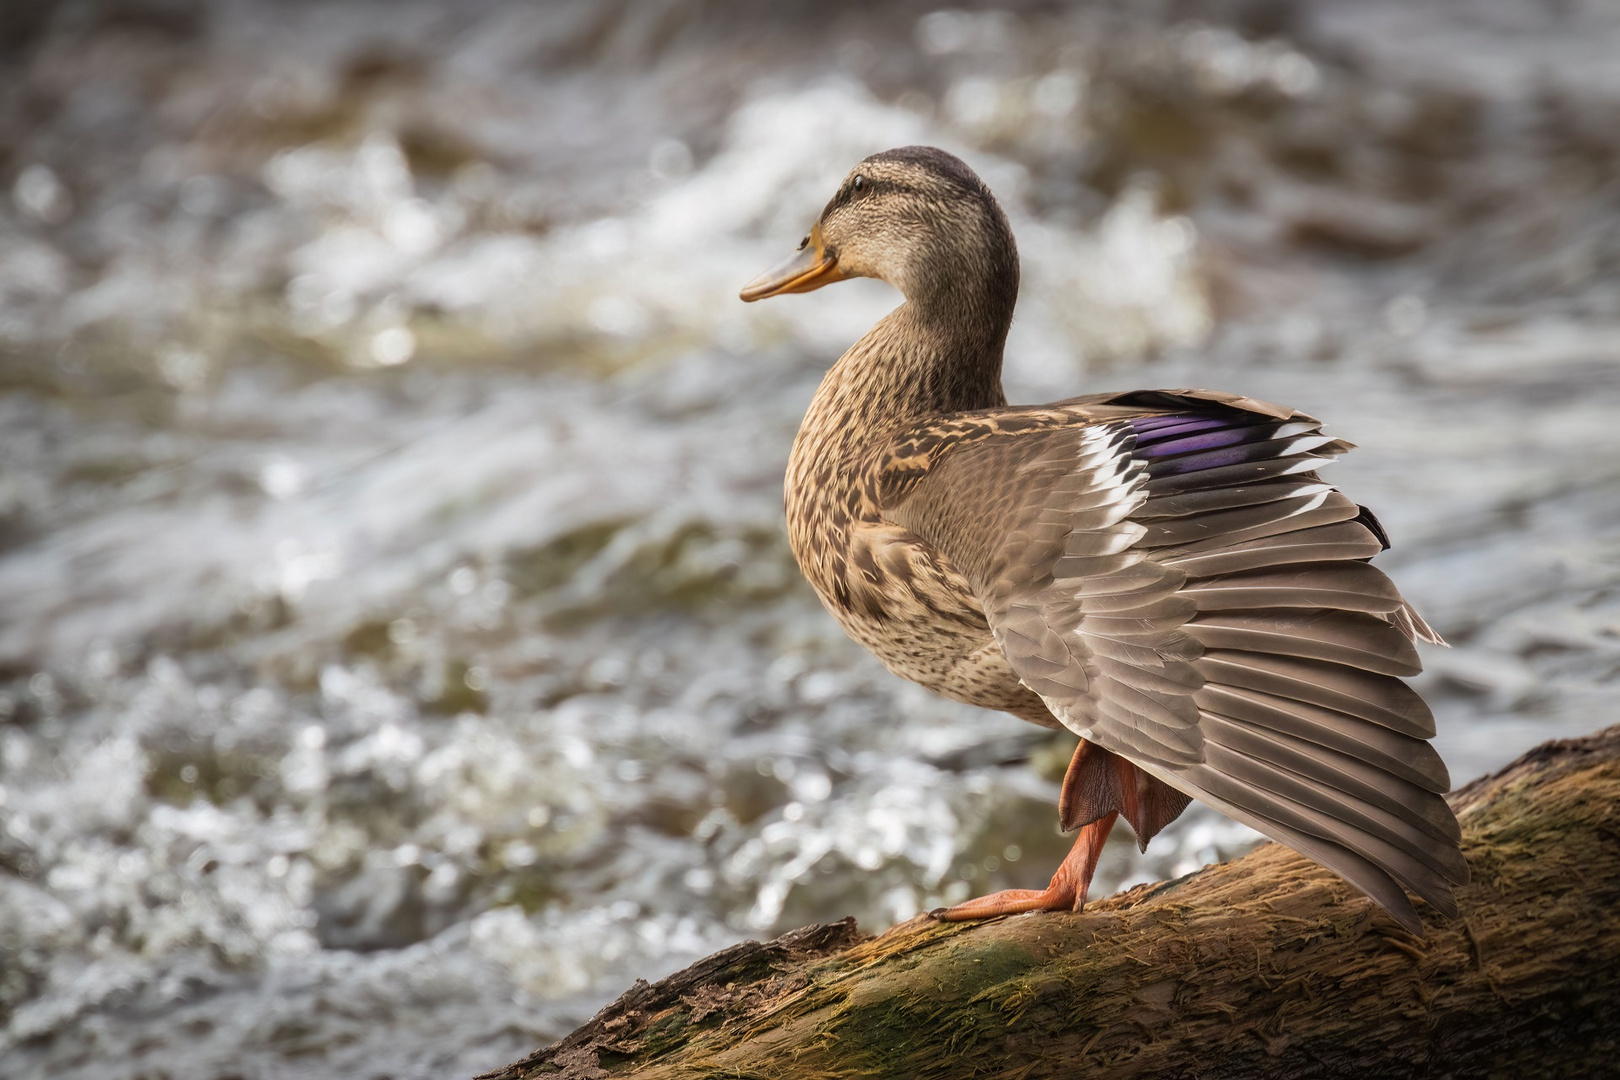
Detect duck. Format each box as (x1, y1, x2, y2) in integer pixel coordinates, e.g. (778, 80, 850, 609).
(739, 146, 1466, 934)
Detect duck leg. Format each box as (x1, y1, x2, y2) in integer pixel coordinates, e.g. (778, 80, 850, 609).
(937, 809, 1119, 920)
(936, 738, 1188, 921)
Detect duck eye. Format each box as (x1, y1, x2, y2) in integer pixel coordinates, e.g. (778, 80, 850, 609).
(852, 174, 866, 193)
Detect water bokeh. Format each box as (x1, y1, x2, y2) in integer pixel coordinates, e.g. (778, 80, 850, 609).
(2, 1, 1618, 1076)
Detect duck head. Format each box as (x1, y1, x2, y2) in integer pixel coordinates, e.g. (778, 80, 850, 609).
(739, 146, 1019, 317)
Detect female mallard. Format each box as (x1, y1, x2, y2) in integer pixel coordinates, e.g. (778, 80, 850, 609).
(740, 146, 1465, 933)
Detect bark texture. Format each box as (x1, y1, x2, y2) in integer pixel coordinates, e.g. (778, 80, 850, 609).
(481, 726, 1620, 1080)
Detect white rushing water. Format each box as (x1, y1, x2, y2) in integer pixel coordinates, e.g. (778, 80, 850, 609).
(1, 2, 1617, 1076)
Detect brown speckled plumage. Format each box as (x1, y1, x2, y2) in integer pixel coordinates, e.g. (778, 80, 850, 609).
(744, 146, 1465, 933)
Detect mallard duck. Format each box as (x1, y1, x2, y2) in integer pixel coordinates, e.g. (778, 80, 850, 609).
(740, 146, 1465, 934)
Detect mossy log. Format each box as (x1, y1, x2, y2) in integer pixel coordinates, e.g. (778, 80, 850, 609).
(482, 727, 1620, 1080)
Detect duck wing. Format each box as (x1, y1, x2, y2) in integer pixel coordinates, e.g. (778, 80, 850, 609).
(877, 389, 1465, 933)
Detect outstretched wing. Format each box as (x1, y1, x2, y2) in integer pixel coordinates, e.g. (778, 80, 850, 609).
(879, 389, 1465, 932)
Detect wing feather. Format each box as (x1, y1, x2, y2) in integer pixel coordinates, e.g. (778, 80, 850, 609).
(1195, 683, 1450, 791)
(1198, 714, 1459, 842)
(1187, 611, 1423, 676)
(1163, 521, 1384, 575)
(1199, 651, 1435, 736)
(1182, 562, 1403, 614)
(1170, 756, 1462, 917)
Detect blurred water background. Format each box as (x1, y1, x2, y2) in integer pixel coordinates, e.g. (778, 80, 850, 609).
(1, 0, 1617, 1076)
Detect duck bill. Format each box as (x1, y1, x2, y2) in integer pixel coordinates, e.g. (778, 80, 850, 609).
(738, 226, 847, 301)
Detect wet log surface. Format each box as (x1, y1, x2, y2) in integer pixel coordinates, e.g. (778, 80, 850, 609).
(482, 726, 1620, 1080)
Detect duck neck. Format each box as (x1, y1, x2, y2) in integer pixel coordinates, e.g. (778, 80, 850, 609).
(901, 267, 1018, 414)
(805, 273, 1017, 445)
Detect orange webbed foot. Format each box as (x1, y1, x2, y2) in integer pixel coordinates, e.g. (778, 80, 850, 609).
(936, 884, 1082, 921)
(933, 810, 1119, 922)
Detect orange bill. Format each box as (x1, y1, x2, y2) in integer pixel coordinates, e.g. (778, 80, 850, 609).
(738, 224, 847, 301)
